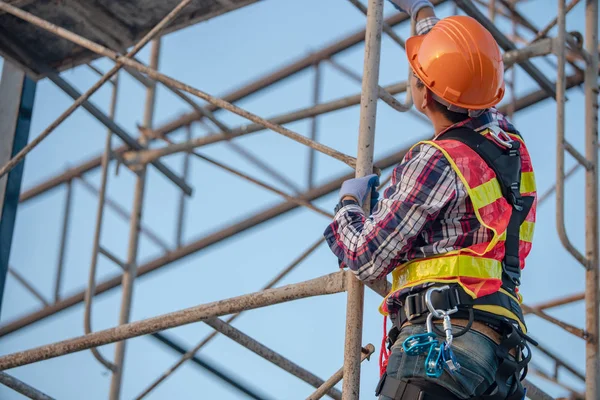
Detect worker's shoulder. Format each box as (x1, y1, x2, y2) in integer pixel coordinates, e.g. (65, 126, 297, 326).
(404, 141, 450, 164)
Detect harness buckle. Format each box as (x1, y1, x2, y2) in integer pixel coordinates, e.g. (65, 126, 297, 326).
(503, 262, 522, 286)
(403, 293, 422, 321)
(509, 183, 524, 211)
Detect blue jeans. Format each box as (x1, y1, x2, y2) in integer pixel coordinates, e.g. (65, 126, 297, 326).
(379, 324, 499, 399)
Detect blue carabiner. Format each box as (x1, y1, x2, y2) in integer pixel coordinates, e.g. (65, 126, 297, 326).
(425, 342, 444, 378)
(442, 344, 461, 374)
(402, 332, 437, 356)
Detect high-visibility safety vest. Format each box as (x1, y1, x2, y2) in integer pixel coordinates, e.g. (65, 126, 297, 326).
(380, 128, 536, 331)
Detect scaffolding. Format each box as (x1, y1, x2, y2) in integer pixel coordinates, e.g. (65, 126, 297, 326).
(0, 0, 597, 399)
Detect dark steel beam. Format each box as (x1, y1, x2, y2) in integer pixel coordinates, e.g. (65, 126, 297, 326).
(455, 0, 557, 99)
(17, 0, 450, 204)
(0, 148, 409, 337)
(150, 332, 272, 400)
(2, 65, 594, 336)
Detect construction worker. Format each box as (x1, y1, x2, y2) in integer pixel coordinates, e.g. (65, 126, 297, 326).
(324, 1, 537, 399)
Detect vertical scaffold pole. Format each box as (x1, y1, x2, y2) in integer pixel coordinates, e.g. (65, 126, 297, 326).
(341, 0, 383, 398)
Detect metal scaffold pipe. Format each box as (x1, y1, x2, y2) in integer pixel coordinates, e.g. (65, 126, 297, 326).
(0, 0, 194, 196)
(84, 73, 120, 373)
(136, 237, 326, 399)
(0, 1, 361, 172)
(307, 345, 375, 400)
(555, 0, 588, 269)
(0, 272, 346, 370)
(583, 0, 599, 398)
(0, 372, 55, 400)
(108, 37, 159, 400)
(342, 0, 384, 398)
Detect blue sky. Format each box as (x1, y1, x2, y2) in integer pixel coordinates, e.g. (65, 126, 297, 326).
(0, 0, 597, 398)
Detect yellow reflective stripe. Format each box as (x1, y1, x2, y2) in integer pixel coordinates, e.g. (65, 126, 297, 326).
(474, 305, 527, 333)
(470, 178, 503, 208)
(379, 276, 473, 316)
(498, 220, 535, 242)
(498, 287, 521, 304)
(470, 173, 535, 209)
(521, 172, 536, 194)
(423, 140, 500, 253)
(390, 255, 502, 293)
(520, 220, 535, 242)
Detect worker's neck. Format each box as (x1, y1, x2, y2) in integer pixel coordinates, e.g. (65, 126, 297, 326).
(430, 114, 456, 138)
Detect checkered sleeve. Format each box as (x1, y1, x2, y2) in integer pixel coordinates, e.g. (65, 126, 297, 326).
(416, 16, 439, 35)
(323, 143, 458, 282)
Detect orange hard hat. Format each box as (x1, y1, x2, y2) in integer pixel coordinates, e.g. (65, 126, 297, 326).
(406, 15, 505, 110)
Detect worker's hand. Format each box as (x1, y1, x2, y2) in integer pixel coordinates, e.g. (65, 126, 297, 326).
(387, 0, 433, 18)
(339, 174, 380, 208)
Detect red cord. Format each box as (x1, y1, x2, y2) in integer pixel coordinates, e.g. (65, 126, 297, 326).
(379, 315, 390, 377)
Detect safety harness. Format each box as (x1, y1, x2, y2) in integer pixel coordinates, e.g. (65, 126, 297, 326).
(376, 126, 537, 400)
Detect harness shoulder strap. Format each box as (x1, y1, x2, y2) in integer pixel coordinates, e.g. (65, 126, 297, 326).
(437, 127, 533, 295)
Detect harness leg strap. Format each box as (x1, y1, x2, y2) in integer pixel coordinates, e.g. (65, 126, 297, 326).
(376, 374, 459, 400)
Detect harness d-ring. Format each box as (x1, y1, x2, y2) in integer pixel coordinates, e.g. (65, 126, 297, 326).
(424, 286, 458, 317)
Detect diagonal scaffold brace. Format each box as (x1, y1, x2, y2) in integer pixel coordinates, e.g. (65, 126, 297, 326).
(0, 0, 194, 195)
(0, 1, 363, 173)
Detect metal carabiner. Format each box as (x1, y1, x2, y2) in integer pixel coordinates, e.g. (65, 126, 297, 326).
(442, 312, 453, 348)
(424, 286, 458, 318)
(488, 125, 515, 148)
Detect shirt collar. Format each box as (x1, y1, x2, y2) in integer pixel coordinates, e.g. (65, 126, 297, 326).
(433, 108, 519, 140)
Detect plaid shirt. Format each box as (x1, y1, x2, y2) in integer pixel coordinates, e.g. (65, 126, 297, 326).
(415, 16, 439, 35)
(323, 109, 521, 311)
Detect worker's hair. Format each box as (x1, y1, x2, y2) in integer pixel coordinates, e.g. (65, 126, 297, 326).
(414, 77, 469, 124)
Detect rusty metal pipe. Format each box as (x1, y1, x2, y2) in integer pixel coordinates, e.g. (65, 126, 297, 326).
(521, 379, 556, 400)
(535, 341, 585, 382)
(136, 237, 325, 399)
(145, 2, 447, 140)
(307, 344, 375, 400)
(108, 38, 160, 400)
(175, 125, 192, 248)
(204, 317, 343, 400)
(190, 151, 333, 218)
(0, 148, 409, 338)
(583, 0, 599, 397)
(78, 176, 171, 252)
(521, 304, 586, 339)
(84, 73, 120, 373)
(0, 0, 193, 196)
(555, 0, 588, 268)
(20, 59, 584, 205)
(125, 82, 407, 166)
(532, 0, 582, 42)
(526, 292, 585, 312)
(0, 3, 360, 171)
(0, 272, 346, 370)
(342, 0, 384, 398)
(135, 237, 325, 399)
(1, 69, 588, 337)
(53, 179, 73, 303)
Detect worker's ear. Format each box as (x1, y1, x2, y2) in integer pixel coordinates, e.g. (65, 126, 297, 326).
(422, 88, 433, 110)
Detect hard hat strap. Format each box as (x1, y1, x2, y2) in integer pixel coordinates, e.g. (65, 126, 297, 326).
(431, 92, 486, 118)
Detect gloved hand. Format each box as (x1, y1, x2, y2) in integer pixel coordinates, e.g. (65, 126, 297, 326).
(339, 174, 380, 208)
(387, 0, 433, 17)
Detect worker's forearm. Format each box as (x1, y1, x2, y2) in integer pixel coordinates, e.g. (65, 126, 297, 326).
(415, 6, 435, 22)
